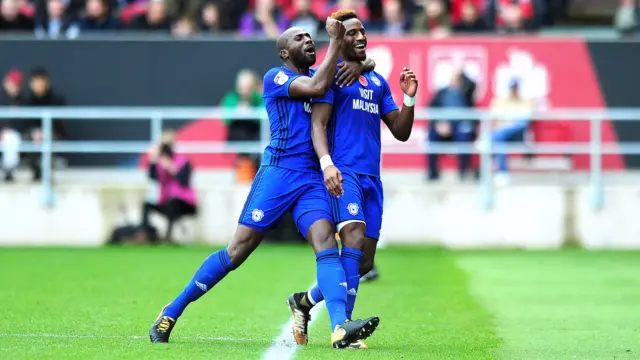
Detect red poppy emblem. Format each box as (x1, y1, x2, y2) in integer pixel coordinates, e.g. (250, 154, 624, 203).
(359, 75, 368, 86)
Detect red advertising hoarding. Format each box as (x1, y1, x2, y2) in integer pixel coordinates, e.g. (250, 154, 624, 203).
(179, 36, 623, 171)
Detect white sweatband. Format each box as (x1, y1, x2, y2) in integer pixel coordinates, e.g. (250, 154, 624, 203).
(404, 93, 416, 107)
(320, 155, 334, 171)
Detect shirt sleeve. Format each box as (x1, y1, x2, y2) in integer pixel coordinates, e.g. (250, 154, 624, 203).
(380, 77, 399, 116)
(263, 68, 300, 99)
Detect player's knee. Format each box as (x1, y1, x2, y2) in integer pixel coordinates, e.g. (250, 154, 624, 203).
(339, 222, 366, 250)
(307, 220, 338, 253)
(227, 226, 263, 266)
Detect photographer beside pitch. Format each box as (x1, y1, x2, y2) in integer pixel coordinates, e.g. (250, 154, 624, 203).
(288, 9, 418, 349)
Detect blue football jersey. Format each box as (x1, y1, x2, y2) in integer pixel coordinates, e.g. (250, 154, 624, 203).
(262, 66, 318, 172)
(312, 66, 398, 177)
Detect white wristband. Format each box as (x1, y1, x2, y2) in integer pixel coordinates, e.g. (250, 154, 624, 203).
(403, 93, 416, 107)
(319, 155, 334, 171)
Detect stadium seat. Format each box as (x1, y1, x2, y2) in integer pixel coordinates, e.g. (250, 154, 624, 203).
(120, 3, 148, 24)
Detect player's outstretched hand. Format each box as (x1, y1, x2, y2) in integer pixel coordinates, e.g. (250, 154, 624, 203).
(324, 165, 344, 197)
(399, 67, 418, 97)
(325, 17, 346, 40)
(335, 61, 362, 88)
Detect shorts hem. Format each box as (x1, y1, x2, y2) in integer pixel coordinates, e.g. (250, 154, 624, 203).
(238, 222, 269, 233)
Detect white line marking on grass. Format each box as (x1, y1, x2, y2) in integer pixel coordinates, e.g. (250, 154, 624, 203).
(262, 288, 325, 360)
(0, 333, 251, 342)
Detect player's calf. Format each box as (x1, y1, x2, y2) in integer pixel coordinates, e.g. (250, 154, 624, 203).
(149, 226, 263, 344)
(337, 222, 366, 320)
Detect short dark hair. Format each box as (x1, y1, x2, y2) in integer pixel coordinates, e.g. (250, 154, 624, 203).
(330, 9, 357, 22)
(30, 67, 49, 79)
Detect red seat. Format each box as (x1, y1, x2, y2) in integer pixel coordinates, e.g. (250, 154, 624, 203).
(120, 3, 148, 24)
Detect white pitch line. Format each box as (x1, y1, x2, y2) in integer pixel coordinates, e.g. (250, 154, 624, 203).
(262, 288, 325, 360)
(0, 333, 252, 342)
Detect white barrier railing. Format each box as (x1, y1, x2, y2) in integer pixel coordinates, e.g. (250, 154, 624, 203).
(0, 106, 636, 210)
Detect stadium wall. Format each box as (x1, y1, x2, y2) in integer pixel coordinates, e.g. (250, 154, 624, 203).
(0, 184, 638, 249)
(2, 37, 640, 169)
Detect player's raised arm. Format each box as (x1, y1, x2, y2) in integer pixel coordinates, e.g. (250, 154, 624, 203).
(312, 101, 344, 197)
(288, 18, 346, 98)
(382, 67, 419, 142)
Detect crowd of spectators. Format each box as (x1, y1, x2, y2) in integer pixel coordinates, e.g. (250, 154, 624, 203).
(0, 0, 556, 39)
(0, 67, 66, 182)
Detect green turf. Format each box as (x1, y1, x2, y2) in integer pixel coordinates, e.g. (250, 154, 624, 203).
(0, 246, 638, 360)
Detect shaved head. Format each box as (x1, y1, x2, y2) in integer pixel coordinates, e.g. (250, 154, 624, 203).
(277, 27, 305, 60)
(275, 27, 316, 68)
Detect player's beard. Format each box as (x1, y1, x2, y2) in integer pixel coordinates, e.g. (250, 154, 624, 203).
(344, 48, 366, 62)
(294, 52, 315, 69)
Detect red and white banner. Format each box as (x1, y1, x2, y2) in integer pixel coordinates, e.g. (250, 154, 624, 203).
(176, 36, 623, 171)
(326, 36, 622, 171)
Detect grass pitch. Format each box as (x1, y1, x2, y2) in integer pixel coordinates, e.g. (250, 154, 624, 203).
(0, 246, 638, 359)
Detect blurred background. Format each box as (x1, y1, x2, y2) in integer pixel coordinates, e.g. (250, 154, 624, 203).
(0, 0, 637, 249)
(3, 2, 640, 359)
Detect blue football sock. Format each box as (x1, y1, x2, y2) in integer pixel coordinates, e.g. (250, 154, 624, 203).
(163, 248, 236, 320)
(315, 248, 348, 331)
(307, 284, 324, 305)
(340, 247, 363, 319)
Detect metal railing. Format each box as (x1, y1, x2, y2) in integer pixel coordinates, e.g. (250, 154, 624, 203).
(0, 106, 637, 210)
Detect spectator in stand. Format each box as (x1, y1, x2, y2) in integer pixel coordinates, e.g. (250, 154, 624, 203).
(412, 0, 451, 37)
(427, 67, 478, 182)
(0, 69, 25, 182)
(615, 0, 639, 37)
(80, 0, 120, 31)
(0, 69, 24, 107)
(165, 0, 203, 20)
(24, 68, 67, 181)
(34, 0, 80, 38)
(171, 15, 197, 37)
(215, 0, 249, 31)
(221, 69, 263, 183)
(128, 0, 171, 32)
(453, 1, 488, 32)
(140, 131, 197, 244)
(239, 0, 288, 39)
(450, 0, 486, 23)
(0, 0, 34, 31)
(288, 0, 322, 38)
(488, 0, 539, 32)
(198, 2, 220, 33)
(328, 0, 370, 23)
(380, 0, 409, 35)
(486, 78, 534, 186)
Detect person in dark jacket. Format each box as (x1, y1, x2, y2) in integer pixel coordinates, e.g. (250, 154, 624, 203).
(140, 131, 197, 243)
(0, 69, 24, 107)
(453, 1, 489, 33)
(128, 0, 171, 31)
(80, 0, 120, 31)
(24, 67, 67, 181)
(0, 0, 34, 31)
(427, 67, 478, 181)
(0, 69, 25, 182)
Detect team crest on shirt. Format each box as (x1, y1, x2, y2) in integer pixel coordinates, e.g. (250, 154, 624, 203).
(347, 203, 360, 216)
(274, 71, 288, 85)
(251, 209, 264, 222)
(358, 75, 368, 87)
(370, 74, 381, 87)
